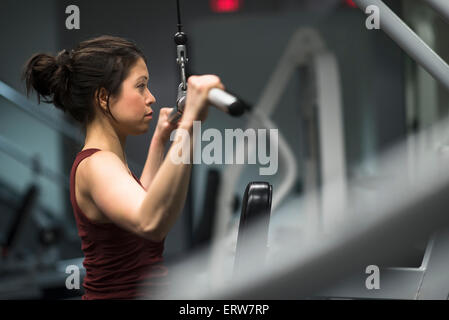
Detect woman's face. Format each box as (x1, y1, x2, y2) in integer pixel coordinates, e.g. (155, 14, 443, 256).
(108, 57, 156, 135)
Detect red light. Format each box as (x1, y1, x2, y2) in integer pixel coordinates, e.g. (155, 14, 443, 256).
(210, 0, 242, 13)
(345, 0, 357, 8)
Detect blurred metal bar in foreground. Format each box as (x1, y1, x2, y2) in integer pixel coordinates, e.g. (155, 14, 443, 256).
(352, 0, 449, 91)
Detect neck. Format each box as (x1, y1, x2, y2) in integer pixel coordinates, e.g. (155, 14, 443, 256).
(84, 116, 128, 167)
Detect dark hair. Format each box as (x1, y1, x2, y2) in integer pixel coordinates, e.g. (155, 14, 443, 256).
(22, 35, 147, 127)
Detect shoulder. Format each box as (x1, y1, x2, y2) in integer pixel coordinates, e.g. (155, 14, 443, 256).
(75, 150, 147, 236)
(77, 150, 127, 190)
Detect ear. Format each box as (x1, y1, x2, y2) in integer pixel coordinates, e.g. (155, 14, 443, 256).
(95, 87, 109, 112)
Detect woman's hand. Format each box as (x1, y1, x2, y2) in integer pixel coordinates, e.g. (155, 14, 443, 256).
(154, 107, 179, 143)
(181, 75, 225, 124)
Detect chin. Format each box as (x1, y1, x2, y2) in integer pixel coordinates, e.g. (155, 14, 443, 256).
(138, 125, 151, 135)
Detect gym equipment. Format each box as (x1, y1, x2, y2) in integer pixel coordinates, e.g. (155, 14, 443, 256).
(304, 0, 449, 300)
(168, 0, 251, 124)
(0, 117, 81, 298)
(159, 115, 449, 299)
(2, 184, 39, 258)
(159, 0, 449, 299)
(424, 0, 449, 23)
(353, 0, 449, 91)
(209, 27, 346, 285)
(233, 182, 272, 279)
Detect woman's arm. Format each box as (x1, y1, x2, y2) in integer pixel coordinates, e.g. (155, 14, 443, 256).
(137, 73, 221, 240)
(84, 75, 224, 242)
(137, 119, 194, 240)
(140, 130, 168, 190)
(140, 108, 178, 190)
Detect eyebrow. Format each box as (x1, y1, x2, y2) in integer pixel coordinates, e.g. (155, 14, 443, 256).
(136, 75, 149, 82)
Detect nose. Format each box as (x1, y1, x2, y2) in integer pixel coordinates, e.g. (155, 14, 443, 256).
(145, 89, 156, 106)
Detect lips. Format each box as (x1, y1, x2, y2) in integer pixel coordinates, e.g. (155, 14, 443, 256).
(144, 112, 153, 117)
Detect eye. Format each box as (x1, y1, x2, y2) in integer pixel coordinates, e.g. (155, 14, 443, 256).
(138, 82, 149, 91)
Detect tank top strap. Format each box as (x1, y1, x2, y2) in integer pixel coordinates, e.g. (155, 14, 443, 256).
(74, 148, 102, 166)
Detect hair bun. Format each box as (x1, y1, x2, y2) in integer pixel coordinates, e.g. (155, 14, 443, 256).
(22, 50, 74, 113)
(56, 49, 73, 70)
(51, 50, 74, 112)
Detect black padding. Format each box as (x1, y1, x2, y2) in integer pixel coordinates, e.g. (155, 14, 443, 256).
(234, 181, 272, 277)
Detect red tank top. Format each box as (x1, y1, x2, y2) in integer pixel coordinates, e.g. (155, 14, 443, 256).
(69, 148, 168, 300)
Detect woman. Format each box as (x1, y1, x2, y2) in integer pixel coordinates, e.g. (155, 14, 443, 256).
(22, 35, 224, 299)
